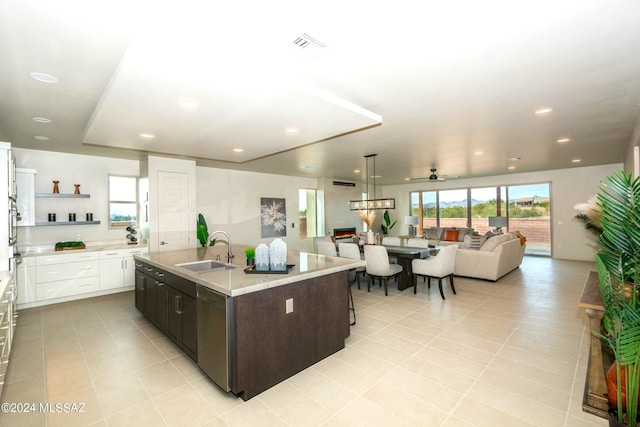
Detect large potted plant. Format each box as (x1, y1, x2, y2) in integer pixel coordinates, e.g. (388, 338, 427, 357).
(593, 171, 640, 426)
(380, 210, 397, 236)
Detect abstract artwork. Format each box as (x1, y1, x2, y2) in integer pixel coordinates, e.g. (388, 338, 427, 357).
(260, 197, 287, 237)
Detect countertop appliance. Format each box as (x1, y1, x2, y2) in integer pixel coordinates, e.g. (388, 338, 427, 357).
(196, 284, 230, 391)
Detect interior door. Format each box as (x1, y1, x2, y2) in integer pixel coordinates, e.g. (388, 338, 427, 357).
(157, 171, 190, 251)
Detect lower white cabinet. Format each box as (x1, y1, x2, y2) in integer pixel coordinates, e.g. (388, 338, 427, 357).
(17, 246, 148, 307)
(99, 247, 148, 290)
(16, 257, 35, 305)
(35, 252, 99, 301)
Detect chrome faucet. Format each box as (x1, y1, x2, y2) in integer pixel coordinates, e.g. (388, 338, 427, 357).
(206, 230, 234, 263)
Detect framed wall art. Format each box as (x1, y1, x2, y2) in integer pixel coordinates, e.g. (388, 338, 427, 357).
(260, 197, 287, 237)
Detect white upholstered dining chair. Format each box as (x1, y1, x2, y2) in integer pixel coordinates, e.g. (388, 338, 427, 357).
(338, 242, 366, 289)
(364, 245, 403, 296)
(411, 244, 458, 299)
(316, 241, 337, 257)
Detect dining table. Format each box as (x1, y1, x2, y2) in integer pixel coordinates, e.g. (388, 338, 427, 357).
(379, 245, 431, 291)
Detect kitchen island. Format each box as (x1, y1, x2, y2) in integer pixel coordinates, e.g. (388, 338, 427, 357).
(134, 245, 364, 400)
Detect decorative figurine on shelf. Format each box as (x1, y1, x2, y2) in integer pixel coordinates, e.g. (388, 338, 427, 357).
(74, 184, 80, 194)
(126, 225, 138, 244)
(52, 180, 59, 194)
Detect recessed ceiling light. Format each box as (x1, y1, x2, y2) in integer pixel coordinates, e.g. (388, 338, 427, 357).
(139, 132, 155, 140)
(474, 151, 483, 155)
(232, 148, 244, 153)
(535, 107, 552, 115)
(371, 175, 382, 179)
(572, 158, 581, 163)
(30, 72, 58, 83)
(404, 177, 410, 181)
(179, 97, 199, 110)
(508, 165, 516, 170)
(557, 138, 571, 143)
(285, 127, 299, 134)
(33, 136, 49, 141)
(506, 157, 521, 162)
(354, 169, 360, 174)
(32, 117, 52, 124)
(302, 165, 315, 169)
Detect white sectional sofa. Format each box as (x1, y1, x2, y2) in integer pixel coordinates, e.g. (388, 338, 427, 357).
(453, 236, 525, 281)
(408, 230, 526, 281)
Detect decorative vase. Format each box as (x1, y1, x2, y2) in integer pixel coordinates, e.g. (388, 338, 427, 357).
(74, 184, 80, 194)
(367, 230, 374, 244)
(255, 244, 270, 271)
(270, 238, 287, 271)
(52, 180, 59, 194)
(246, 258, 255, 267)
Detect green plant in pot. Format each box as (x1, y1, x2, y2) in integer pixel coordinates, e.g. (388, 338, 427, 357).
(593, 171, 640, 426)
(196, 213, 216, 247)
(380, 210, 397, 236)
(245, 247, 255, 267)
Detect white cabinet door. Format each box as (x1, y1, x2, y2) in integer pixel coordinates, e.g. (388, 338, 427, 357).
(16, 257, 36, 305)
(99, 257, 124, 290)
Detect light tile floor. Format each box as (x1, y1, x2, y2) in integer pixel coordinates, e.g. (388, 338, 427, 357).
(0, 256, 609, 426)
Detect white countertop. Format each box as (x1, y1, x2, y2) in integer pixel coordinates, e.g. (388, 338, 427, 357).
(135, 245, 365, 297)
(18, 242, 148, 257)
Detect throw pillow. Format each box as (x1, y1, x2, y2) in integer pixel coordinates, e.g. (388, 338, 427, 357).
(480, 233, 513, 251)
(444, 229, 459, 242)
(424, 227, 440, 240)
(513, 230, 527, 245)
(467, 234, 486, 250)
(457, 228, 473, 242)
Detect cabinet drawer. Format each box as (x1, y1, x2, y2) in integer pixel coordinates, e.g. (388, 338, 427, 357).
(36, 276, 100, 301)
(36, 251, 99, 266)
(100, 248, 147, 259)
(36, 260, 99, 283)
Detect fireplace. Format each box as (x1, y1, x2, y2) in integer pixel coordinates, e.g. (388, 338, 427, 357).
(333, 227, 357, 242)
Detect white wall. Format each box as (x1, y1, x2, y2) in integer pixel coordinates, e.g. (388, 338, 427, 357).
(14, 148, 139, 248)
(382, 163, 622, 261)
(320, 178, 364, 237)
(196, 166, 317, 252)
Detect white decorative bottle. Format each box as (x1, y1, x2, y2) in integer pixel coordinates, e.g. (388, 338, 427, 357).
(255, 244, 270, 271)
(269, 238, 287, 271)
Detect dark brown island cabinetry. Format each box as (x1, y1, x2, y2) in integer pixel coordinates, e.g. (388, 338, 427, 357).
(134, 254, 351, 400)
(135, 261, 197, 361)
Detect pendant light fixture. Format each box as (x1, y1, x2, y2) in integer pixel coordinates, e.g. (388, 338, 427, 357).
(349, 154, 396, 211)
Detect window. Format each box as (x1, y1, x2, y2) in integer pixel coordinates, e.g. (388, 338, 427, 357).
(507, 183, 551, 256)
(409, 182, 551, 256)
(109, 175, 137, 227)
(470, 187, 501, 234)
(438, 189, 468, 228)
(299, 189, 323, 238)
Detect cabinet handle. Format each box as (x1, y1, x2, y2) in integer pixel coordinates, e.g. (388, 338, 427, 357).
(155, 272, 164, 277)
(155, 281, 164, 287)
(160, 241, 168, 245)
(145, 267, 153, 272)
(135, 263, 143, 268)
(175, 295, 184, 315)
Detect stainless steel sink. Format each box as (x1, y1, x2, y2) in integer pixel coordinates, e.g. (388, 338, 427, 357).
(176, 260, 237, 273)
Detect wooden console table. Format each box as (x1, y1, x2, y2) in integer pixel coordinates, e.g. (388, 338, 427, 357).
(578, 271, 609, 419)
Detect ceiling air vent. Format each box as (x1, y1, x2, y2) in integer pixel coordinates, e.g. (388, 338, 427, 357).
(289, 33, 326, 58)
(333, 180, 356, 187)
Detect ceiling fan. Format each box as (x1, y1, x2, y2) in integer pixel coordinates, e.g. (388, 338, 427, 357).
(408, 167, 447, 182)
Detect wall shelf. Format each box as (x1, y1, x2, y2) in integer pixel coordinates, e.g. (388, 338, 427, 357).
(35, 221, 101, 226)
(35, 193, 90, 198)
